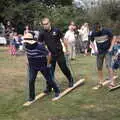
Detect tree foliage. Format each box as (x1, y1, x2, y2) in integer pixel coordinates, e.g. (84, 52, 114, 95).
(0, 0, 119, 34)
(87, 0, 120, 34)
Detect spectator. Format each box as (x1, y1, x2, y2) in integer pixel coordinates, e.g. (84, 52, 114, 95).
(64, 24, 76, 60)
(78, 23, 89, 56)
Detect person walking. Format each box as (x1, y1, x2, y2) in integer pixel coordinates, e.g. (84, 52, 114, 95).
(38, 18, 74, 93)
(23, 32, 60, 101)
(90, 22, 116, 89)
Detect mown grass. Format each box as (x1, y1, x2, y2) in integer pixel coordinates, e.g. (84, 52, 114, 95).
(0, 47, 120, 120)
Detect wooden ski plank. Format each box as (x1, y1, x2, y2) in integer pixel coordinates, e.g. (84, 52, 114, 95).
(105, 75, 118, 80)
(92, 76, 119, 89)
(109, 83, 120, 91)
(102, 81, 111, 86)
(52, 79, 85, 101)
(23, 92, 47, 106)
(103, 76, 118, 86)
(92, 80, 110, 90)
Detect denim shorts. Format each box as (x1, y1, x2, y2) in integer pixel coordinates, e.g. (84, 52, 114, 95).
(96, 52, 112, 70)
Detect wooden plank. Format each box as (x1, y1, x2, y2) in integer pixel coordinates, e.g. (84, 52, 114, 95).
(105, 76, 118, 81)
(92, 76, 119, 89)
(52, 79, 85, 101)
(103, 76, 118, 86)
(109, 83, 120, 91)
(92, 80, 110, 90)
(113, 75, 118, 79)
(23, 92, 47, 106)
(102, 81, 111, 86)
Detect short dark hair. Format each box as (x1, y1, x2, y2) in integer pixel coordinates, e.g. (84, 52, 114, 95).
(94, 22, 101, 28)
(93, 22, 103, 31)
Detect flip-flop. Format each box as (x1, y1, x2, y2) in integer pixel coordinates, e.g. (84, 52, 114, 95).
(108, 84, 116, 89)
(92, 83, 103, 90)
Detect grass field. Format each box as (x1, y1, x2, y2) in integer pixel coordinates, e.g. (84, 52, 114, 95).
(0, 46, 120, 120)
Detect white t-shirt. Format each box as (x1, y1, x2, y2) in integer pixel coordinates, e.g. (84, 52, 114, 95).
(78, 26, 89, 42)
(64, 30, 75, 43)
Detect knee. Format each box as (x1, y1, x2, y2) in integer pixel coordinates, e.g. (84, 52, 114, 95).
(106, 62, 112, 69)
(97, 67, 102, 71)
(97, 64, 103, 71)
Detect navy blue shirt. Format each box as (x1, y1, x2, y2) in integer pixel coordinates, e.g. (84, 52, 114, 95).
(25, 43, 48, 70)
(38, 27, 64, 56)
(91, 28, 113, 54)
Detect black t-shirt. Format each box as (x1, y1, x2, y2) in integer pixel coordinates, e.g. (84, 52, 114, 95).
(38, 27, 64, 56)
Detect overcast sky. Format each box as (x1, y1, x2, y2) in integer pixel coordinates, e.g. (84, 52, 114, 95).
(73, 0, 99, 8)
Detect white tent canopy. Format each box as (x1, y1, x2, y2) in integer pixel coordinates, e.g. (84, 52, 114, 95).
(0, 37, 7, 45)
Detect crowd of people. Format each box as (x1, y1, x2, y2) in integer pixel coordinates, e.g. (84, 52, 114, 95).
(0, 18, 120, 102)
(0, 20, 97, 57)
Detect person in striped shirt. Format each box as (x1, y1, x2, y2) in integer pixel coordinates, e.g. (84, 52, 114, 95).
(90, 23, 116, 89)
(23, 33, 60, 101)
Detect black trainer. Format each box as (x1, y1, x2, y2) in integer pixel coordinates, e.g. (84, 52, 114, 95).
(54, 92, 60, 98)
(68, 79, 74, 87)
(43, 88, 52, 94)
(28, 97, 35, 102)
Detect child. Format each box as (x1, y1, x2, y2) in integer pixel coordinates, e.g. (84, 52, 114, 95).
(9, 33, 16, 56)
(23, 33, 60, 101)
(112, 49, 120, 70)
(112, 36, 120, 80)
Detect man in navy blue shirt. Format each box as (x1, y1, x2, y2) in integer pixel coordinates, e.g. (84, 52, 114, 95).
(23, 33, 60, 101)
(90, 23, 116, 89)
(38, 18, 74, 92)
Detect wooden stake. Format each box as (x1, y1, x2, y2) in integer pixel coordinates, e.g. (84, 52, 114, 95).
(92, 76, 119, 89)
(52, 79, 85, 101)
(109, 83, 120, 91)
(23, 92, 46, 106)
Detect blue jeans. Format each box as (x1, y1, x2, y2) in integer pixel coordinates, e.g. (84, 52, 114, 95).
(28, 65, 60, 100)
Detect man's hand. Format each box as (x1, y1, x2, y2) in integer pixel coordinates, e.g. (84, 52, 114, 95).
(47, 64, 51, 68)
(64, 50, 70, 56)
(25, 55, 29, 65)
(108, 36, 116, 54)
(108, 47, 113, 54)
(108, 47, 112, 52)
(94, 51, 98, 56)
(26, 61, 28, 65)
(47, 52, 52, 67)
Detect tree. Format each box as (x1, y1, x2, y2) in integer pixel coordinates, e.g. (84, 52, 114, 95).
(0, 0, 16, 22)
(39, 0, 73, 6)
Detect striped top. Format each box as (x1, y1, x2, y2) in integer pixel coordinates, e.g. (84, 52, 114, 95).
(25, 42, 48, 70)
(91, 28, 113, 54)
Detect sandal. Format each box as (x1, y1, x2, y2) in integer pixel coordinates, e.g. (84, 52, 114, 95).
(92, 83, 103, 90)
(108, 84, 116, 89)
